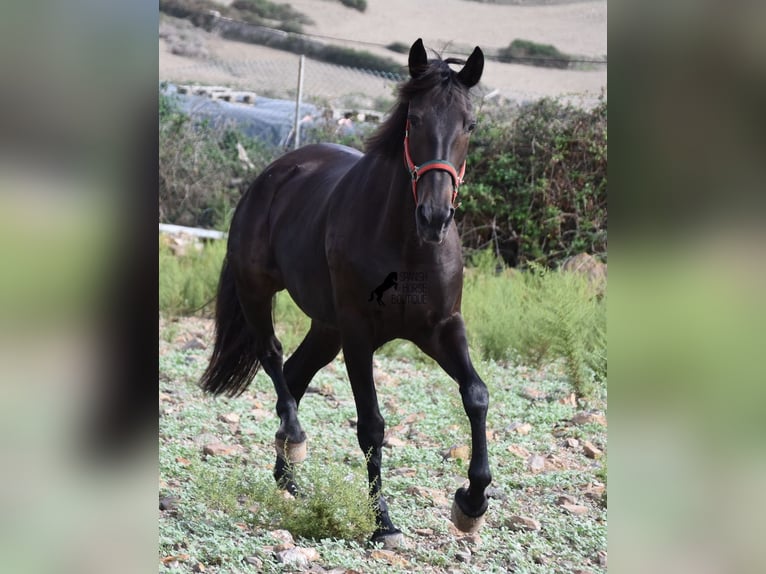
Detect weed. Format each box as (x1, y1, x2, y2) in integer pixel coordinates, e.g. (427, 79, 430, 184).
(244, 459, 377, 541)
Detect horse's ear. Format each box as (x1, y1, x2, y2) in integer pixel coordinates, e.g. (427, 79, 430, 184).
(408, 38, 428, 78)
(457, 46, 484, 88)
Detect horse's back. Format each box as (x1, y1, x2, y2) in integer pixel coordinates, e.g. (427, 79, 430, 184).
(228, 143, 362, 323)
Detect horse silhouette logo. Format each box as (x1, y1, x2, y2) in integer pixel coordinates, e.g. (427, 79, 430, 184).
(369, 272, 398, 306)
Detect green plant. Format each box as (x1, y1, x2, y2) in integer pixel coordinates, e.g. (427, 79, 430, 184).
(462, 250, 606, 398)
(497, 38, 571, 69)
(338, 0, 367, 12)
(159, 90, 278, 230)
(245, 459, 377, 541)
(459, 96, 607, 267)
(159, 238, 226, 317)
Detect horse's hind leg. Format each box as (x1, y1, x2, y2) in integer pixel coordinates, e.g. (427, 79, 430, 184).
(237, 288, 306, 494)
(416, 314, 492, 534)
(272, 321, 341, 489)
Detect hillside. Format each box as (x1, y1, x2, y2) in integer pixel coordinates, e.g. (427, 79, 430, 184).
(159, 0, 606, 106)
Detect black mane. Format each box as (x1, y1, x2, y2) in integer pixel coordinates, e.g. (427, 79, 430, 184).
(365, 57, 471, 158)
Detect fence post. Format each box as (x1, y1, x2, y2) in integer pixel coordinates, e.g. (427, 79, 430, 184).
(294, 55, 305, 150)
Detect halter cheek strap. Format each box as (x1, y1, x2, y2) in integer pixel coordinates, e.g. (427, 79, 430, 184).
(403, 120, 466, 207)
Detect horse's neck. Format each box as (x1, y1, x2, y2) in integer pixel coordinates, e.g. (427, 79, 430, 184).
(372, 152, 419, 244)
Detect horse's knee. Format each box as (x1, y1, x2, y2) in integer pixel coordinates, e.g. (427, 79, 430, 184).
(460, 379, 489, 418)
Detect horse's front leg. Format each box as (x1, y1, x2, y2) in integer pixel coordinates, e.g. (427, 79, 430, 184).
(340, 325, 403, 547)
(416, 313, 492, 533)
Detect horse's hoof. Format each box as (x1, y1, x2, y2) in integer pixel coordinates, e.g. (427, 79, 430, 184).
(275, 438, 307, 463)
(450, 488, 488, 534)
(371, 529, 405, 549)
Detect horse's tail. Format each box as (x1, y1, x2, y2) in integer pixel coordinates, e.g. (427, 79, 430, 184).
(199, 256, 260, 397)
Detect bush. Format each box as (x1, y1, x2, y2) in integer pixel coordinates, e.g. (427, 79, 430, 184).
(462, 249, 606, 398)
(459, 97, 607, 267)
(159, 90, 279, 230)
(497, 38, 571, 69)
(159, 237, 226, 317)
(339, 0, 367, 12)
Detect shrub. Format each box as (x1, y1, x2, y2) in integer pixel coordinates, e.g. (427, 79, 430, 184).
(159, 90, 279, 230)
(386, 41, 410, 54)
(231, 459, 377, 541)
(459, 97, 607, 267)
(497, 38, 571, 69)
(462, 250, 606, 398)
(159, 237, 226, 317)
(339, 0, 367, 12)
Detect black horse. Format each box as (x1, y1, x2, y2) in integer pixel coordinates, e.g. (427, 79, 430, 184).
(368, 272, 398, 306)
(200, 39, 491, 546)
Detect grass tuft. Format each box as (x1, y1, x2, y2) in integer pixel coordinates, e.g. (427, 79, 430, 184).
(462, 249, 606, 398)
(248, 460, 377, 541)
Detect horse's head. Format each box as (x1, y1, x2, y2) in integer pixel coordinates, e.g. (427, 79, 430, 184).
(405, 38, 484, 244)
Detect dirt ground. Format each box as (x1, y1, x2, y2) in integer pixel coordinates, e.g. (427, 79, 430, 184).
(159, 0, 607, 105)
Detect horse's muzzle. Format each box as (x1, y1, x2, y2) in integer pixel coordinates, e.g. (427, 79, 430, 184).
(416, 203, 455, 244)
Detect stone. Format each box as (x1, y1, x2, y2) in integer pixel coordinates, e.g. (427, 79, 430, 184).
(202, 442, 243, 457)
(159, 496, 180, 512)
(507, 515, 541, 531)
(561, 503, 589, 516)
(507, 444, 531, 458)
(582, 441, 603, 459)
(556, 494, 578, 506)
(571, 412, 607, 426)
(565, 438, 580, 448)
(528, 454, 546, 472)
(369, 549, 409, 568)
(443, 445, 471, 461)
(218, 412, 240, 424)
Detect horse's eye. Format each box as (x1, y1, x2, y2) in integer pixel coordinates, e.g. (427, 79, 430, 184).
(467, 121, 477, 133)
(407, 115, 421, 128)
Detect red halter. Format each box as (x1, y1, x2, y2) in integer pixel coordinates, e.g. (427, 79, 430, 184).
(403, 119, 466, 207)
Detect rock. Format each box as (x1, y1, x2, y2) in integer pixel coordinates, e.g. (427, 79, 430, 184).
(368, 549, 409, 568)
(485, 486, 506, 500)
(175, 456, 191, 466)
(507, 444, 531, 458)
(244, 556, 262, 568)
(159, 495, 180, 512)
(508, 422, 532, 435)
(561, 503, 589, 516)
(507, 515, 541, 531)
(443, 445, 471, 461)
(582, 441, 603, 459)
(528, 454, 546, 472)
(275, 548, 311, 568)
(218, 412, 240, 424)
(455, 550, 472, 563)
(192, 563, 206, 572)
(571, 412, 607, 426)
(269, 529, 293, 545)
(392, 467, 417, 477)
(597, 550, 607, 567)
(181, 337, 206, 351)
(384, 436, 407, 448)
(202, 442, 243, 457)
(556, 494, 578, 506)
(565, 438, 580, 448)
(406, 486, 449, 507)
(413, 528, 433, 536)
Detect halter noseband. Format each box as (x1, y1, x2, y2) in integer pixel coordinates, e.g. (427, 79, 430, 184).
(403, 119, 466, 207)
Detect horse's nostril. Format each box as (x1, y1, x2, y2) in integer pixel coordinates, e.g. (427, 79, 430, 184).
(417, 204, 430, 225)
